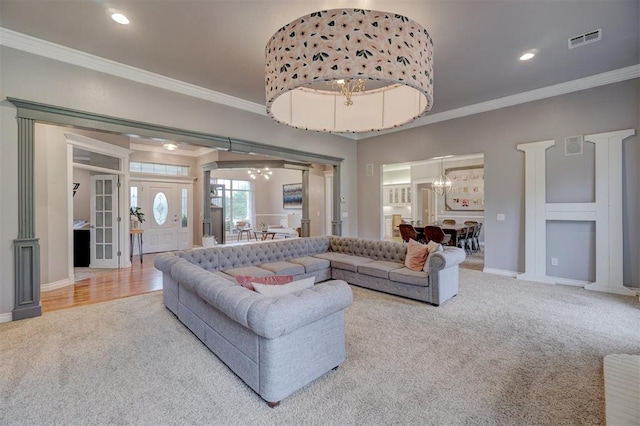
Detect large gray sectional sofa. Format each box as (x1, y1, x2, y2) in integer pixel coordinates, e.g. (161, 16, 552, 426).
(154, 235, 465, 406)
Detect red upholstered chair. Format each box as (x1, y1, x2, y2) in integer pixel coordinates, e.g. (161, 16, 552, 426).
(423, 226, 452, 245)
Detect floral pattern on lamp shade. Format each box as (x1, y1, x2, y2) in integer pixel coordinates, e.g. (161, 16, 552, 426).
(265, 8, 434, 131)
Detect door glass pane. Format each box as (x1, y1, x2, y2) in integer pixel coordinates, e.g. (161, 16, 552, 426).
(105, 180, 112, 194)
(96, 213, 103, 227)
(96, 244, 104, 260)
(181, 188, 188, 228)
(153, 192, 168, 225)
(105, 244, 113, 259)
(97, 229, 103, 243)
(96, 180, 103, 194)
(130, 187, 139, 214)
(97, 196, 103, 211)
(105, 212, 112, 226)
(105, 195, 112, 211)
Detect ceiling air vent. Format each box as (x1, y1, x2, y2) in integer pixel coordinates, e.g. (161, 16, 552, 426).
(568, 29, 602, 49)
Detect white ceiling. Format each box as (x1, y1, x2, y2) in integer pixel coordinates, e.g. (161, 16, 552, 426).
(1, 0, 638, 136)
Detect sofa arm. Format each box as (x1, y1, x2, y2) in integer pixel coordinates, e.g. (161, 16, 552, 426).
(429, 247, 466, 271)
(154, 252, 181, 274)
(247, 280, 353, 339)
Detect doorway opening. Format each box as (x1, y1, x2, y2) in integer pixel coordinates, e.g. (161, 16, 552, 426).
(381, 154, 485, 270)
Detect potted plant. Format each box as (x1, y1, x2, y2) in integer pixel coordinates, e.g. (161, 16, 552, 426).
(130, 206, 145, 229)
(202, 234, 217, 248)
(259, 221, 268, 232)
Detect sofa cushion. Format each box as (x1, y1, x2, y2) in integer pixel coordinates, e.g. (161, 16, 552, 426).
(259, 261, 305, 275)
(223, 266, 274, 278)
(313, 252, 374, 272)
(357, 260, 404, 279)
(213, 271, 239, 283)
(288, 256, 330, 273)
(404, 239, 428, 272)
(252, 276, 315, 296)
(389, 267, 430, 287)
(236, 274, 295, 291)
(423, 241, 444, 273)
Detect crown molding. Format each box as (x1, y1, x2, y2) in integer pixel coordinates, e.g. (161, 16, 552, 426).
(2, 27, 638, 141)
(357, 64, 640, 139)
(0, 27, 266, 116)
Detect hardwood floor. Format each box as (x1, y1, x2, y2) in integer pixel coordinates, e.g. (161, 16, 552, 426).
(41, 253, 163, 313)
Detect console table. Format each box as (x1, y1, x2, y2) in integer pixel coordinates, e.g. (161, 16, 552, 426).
(254, 231, 276, 241)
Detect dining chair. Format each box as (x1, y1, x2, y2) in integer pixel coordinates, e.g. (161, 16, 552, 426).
(423, 226, 451, 245)
(442, 219, 457, 225)
(236, 221, 253, 241)
(457, 225, 474, 254)
(398, 224, 426, 243)
(391, 214, 403, 237)
(471, 222, 483, 253)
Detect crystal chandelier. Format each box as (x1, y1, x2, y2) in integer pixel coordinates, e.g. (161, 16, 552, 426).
(329, 79, 366, 106)
(432, 159, 452, 196)
(247, 168, 273, 180)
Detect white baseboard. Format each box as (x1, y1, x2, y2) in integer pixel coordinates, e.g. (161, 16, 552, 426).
(41, 277, 72, 292)
(482, 268, 518, 277)
(553, 277, 590, 287)
(0, 312, 13, 323)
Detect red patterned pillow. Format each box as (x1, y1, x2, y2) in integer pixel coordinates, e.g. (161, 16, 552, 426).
(236, 275, 295, 291)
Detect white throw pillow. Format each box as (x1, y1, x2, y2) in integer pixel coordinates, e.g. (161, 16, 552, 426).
(426, 240, 443, 254)
(252, 276, 315, 296)
(423, 241, 444, 272)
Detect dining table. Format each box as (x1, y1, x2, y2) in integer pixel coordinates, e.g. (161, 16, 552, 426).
(414, 223, 467, 246)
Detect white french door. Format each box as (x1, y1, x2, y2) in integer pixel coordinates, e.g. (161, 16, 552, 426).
(132, 180, 193, 253)
(90, 174, 120, 268)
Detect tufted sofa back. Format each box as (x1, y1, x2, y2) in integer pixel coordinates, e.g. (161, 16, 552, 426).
(158, 235, 407, 274)
(217, 238, 311, 270)
(329, 236, 407, 263)
(176, 247, 219, 271)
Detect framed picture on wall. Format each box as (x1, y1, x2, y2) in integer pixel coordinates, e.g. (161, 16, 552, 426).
(283, 183, 303, 209)
(445, 166, 484, 211)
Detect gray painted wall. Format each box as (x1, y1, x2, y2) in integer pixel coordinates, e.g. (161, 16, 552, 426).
(358, 79, 639, 286)
(0, 46, 357, 319)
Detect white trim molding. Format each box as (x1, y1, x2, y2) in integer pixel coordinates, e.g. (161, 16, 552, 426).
(482, 268, 518, 277)
(0, 27, 265, 116)
(0, 312, 13, 323)
(129, 142, 214, 158)
(41, 278, 72, 292)
(516, 140, 556, 284)
(1, 27, 638, 140)
(516, 129, 637, 296)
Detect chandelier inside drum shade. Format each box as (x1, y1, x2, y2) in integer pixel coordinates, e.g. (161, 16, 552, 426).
(265, 9, 434, 133)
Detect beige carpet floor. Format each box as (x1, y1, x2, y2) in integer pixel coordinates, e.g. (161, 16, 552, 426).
(1, 269, 638, 425)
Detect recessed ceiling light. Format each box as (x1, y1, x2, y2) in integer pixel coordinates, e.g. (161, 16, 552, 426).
(519, 51, 536, 61)
(111, 12, 130, 25)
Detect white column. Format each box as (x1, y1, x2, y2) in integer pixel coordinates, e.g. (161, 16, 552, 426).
(516, 140, 555, 284)
(584, 129, 635, 295)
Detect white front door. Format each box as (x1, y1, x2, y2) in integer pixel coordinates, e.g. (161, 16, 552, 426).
(90, 174, 120, 268)
(132, 181, 193, 254)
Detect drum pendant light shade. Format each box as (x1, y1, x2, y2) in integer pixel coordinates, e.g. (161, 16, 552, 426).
(265, 9, 434, 133)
